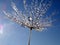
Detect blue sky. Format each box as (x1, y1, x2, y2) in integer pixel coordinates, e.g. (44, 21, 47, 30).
(0, 0, 60, 45)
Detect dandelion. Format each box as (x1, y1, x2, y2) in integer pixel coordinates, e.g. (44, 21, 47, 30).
(3, 0, 54, 45)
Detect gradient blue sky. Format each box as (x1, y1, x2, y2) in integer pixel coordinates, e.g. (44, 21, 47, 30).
(0, 0, 60, 45)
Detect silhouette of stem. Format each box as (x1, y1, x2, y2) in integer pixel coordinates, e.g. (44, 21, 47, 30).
(28, 29, 32, 45)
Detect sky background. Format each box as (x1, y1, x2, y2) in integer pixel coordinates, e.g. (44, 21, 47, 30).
(0, 0, 60, 45)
